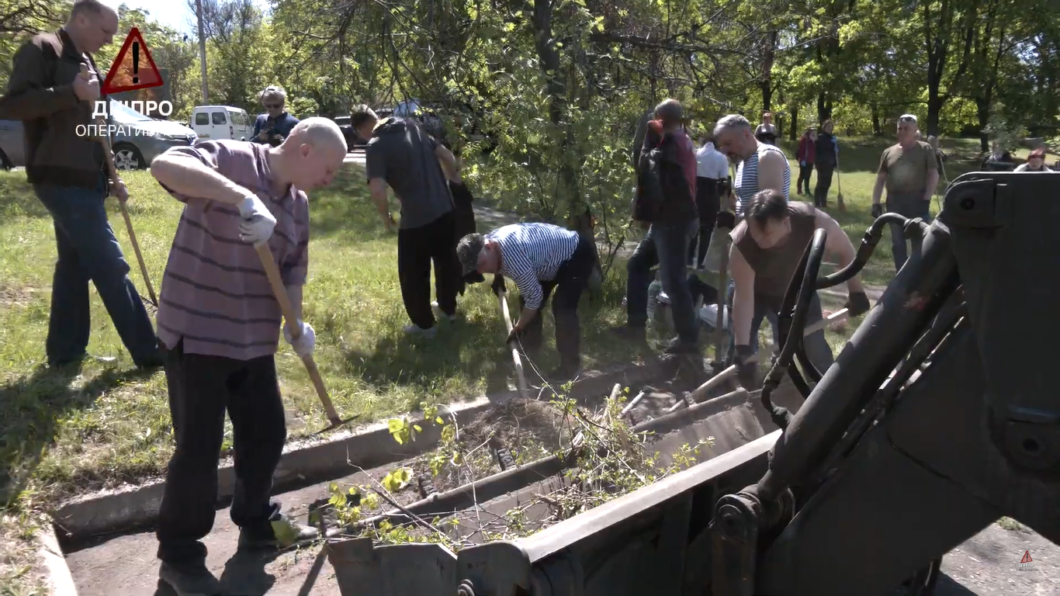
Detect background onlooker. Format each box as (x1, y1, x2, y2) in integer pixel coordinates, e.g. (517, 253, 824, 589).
(1014, 147, 1053, 172)
(980, 141, 1014, 171)
(814, 119, 838, 208)
(754, 112, 778, 145)
(253, 85, 300, 147)
(795, 127, 815, 197)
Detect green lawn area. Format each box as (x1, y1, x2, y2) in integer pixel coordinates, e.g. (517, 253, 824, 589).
(0, 168, 653, 514)
(0, 134, 984, 592)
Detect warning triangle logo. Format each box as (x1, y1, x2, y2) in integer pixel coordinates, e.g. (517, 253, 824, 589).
(102, 28, 163, 95)
(1021, 551, 1033, 564)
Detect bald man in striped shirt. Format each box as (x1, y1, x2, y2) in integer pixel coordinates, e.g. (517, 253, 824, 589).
(149, 118, 346, 594)
(458, 223, 595, 382)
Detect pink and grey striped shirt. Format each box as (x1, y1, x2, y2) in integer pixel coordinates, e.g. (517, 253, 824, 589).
(156, 141, 310, 361)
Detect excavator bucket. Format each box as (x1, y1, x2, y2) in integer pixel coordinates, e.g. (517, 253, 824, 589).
(327, 172, 1059, 595)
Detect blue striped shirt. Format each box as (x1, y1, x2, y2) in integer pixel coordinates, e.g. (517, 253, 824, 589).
(734, 143, 791, 216)
(488, 223, 579, 310)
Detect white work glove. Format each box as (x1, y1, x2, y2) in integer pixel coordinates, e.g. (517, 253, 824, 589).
(283, 319, 315, 357)
(238, 195, 277, 245)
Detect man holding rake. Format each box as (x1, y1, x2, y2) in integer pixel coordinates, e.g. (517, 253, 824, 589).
(149, 118, 346, 594)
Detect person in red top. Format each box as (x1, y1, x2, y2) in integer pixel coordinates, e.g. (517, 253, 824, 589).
(614, 98, 701, 354)
(795, 127, 816, 197)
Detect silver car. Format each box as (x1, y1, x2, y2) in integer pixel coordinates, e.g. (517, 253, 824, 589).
(0, 100, 197, 171)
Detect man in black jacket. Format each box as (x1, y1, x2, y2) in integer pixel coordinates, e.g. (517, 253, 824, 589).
(614, 99, 700, 354)
(0, 0, 161, 369)
(353, 105, 464, 339)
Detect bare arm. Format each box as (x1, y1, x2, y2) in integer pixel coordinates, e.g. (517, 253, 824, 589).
(0, 43, 80, 120)
(817, 212, 864, 294)
(729, 242, 756, 346)
(434, 144, 462, 183)
(871, 170, 887, 206)
(923, 166, 940, 202)
(150, 153, 254, 205)
(368, 177, 394, 230)
(286, 284, 303, 322)
(757, 150, 786, 194)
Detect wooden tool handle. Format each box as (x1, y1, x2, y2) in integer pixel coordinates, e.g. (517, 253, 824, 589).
(80, 65, 158, 306)
(803, 308, 849, 336)
(498, 290, 530, 400)
(254, 242, 340, 423)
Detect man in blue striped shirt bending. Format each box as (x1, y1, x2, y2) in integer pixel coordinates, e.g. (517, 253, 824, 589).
(457, 223, 595, 381)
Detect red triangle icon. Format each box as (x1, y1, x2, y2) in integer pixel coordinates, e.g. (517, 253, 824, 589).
(1021, 550, 1032, 564)
(101, 28, 163, 94)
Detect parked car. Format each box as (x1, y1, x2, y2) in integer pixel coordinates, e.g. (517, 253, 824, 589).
(190, 105, 253, 141)
(108, 100, 198, 169)
(0, 119, 25, 169)
(0, 100, 197, 171)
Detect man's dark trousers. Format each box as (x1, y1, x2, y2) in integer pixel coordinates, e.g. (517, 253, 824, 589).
(885, 192, 932, 272)
(517, 235, 595, 369)
(814, 164, 834, 207)
(725, 288, 834, 373)
(156, 340, 287, 563)
(32, 174, 159, 367)
(627, 219, 699, 344)
(398, 211, 459, 329)
(688, 177, 720, 268)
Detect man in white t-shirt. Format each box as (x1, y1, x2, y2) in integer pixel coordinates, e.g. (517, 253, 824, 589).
(689, 137, 730, 268)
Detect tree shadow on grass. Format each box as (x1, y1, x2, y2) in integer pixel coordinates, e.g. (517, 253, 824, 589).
(341, 316, 514, 409)
(0, 173, 49, 220)
(0, 363, 156, 508)
(308, 179, 392, 242)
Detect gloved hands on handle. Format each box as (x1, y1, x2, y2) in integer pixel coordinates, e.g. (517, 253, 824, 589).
(238, 195, 277, 245)
(844, 291, 872, 318)
(284, 319, 316, 357)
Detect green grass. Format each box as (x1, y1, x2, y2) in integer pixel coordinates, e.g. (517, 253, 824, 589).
(0, 169, 650, 514)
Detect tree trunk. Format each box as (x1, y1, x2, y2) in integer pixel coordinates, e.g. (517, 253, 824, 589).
(789, 107, 798, 141)
(816, 92, 829, 123)
(760, 31, 778, 113)
(871, 104, 881, 136)
(531, 0, 581, 226)
(975, 96, 991, 152)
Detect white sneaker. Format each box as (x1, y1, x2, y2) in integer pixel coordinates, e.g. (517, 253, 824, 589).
(431, 301, 456, 323)
(404, 324, 438, 338)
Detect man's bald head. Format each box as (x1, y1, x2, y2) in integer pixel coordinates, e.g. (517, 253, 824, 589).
(67, 0, 119, 54)
(654, 99, 684, 130)
(281, 117, 348, 190)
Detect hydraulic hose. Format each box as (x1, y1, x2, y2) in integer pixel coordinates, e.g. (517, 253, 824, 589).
(815, 213, 924, 290)
(761, 229, 828, 429)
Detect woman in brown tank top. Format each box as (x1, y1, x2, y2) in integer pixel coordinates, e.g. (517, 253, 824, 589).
(725, 190, 871, 387)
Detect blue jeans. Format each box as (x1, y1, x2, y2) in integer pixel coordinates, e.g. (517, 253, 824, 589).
(34, 176, 159, 366)
(886, 193, 933, 272)
(727, 286, 835, 373)
(627, 220, 699, 344)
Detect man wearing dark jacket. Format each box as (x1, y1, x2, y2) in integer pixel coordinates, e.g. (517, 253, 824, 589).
(353, 105, 463, 339)
(614, 99, 700, 354)
(814, 119, 838, 207)
(0, 0, 162, 369)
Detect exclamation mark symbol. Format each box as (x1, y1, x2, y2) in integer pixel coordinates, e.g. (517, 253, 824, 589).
(132, 41, 139, 84)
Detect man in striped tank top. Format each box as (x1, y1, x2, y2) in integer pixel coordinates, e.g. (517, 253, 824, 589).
(713, 114, 791, 218)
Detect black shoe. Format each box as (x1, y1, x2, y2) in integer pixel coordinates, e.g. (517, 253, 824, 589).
(159, 560, 221, 596)
(238, 514, 319, 550)
(549, 363, 582, 383)
(663, 337, 699, 355)
(610, 325, 648, 345)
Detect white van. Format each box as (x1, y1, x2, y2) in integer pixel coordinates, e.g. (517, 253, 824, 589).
(191, 105, 253, 141)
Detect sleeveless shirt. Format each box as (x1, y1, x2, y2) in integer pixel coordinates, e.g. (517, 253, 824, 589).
(734, 142, 791, 216)
(730, 202, 818, 307)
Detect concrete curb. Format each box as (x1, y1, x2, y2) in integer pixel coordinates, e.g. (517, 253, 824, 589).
(53, 358, 674, 541)
(37, 519, 78, 595)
